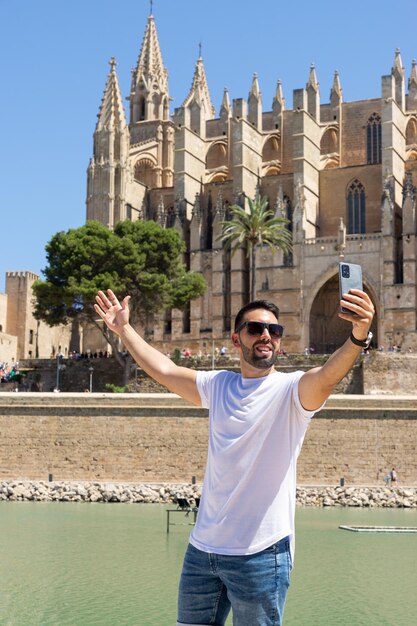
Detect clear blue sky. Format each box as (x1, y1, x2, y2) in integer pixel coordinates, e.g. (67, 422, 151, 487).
(1, 0, 415, 292)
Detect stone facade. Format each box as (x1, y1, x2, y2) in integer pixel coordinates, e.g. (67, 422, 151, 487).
(85, 14, 417, 355)
(0, 271, 71, 361)
(0, 292, 17, 363)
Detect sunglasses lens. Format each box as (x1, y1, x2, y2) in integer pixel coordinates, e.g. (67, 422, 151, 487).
(244, 322, 283, 337)
(269, 324, 283, 338)
(246, 322, 264, 335)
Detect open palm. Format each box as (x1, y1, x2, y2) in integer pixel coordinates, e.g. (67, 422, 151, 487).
(95, 290, 131, 335)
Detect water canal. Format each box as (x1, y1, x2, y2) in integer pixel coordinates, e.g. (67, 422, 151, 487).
(0, 503, 416, 625)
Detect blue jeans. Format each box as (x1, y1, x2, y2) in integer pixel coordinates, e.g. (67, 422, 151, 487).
(177, 536, 292, 626)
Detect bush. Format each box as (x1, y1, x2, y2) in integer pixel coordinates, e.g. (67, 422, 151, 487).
(104, 383, 129, 393)
(171, 348, 182, 365)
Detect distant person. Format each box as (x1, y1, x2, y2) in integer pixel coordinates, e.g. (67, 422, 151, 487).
(94, 287, 374, 626)
(390, 467, 398, 485)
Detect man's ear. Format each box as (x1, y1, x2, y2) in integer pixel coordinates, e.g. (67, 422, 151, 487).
(232, 332, 240, 348)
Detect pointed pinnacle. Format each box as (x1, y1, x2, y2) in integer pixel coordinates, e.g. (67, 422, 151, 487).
(250, 72, 261, 97)
(393, 48, 404, 74)
(409, 59, 417, 87)
(307, 63, 318, 90)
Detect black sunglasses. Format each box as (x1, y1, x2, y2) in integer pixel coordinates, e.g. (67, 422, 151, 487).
(236, 321, 284, 338)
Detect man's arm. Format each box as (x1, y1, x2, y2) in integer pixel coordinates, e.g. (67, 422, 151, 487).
(298, 289, 374, 411)
(94, 290, 201, 406)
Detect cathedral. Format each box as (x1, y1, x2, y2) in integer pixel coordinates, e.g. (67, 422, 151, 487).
(86, 13, 417, 354)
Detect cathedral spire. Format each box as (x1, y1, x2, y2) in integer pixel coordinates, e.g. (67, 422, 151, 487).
(88, 58, 130, 227)
(273, 80, 284, 107)
(330, 70, 342, 102)
(307, 64, 318, 91)
(408, 59, 417, 109)
(248, 72, 262, 129)
(181, 55, 215, 118)
(272, 79, 284, 122)
(130, 14, 169, 123)
(96, 58, 128, 132)
(249, 72, 261, 98)
(306, 64, 320, 121)
(392, 48, 405, 109)
(219, 87, 231, 120)
(392, 48, 404, 76)
(409, 59, 417, 91)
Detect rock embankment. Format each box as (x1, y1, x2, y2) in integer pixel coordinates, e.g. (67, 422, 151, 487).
(0, 481, 200, 504)
(296, 485, 417, 508)
(1, 481, 416, 507)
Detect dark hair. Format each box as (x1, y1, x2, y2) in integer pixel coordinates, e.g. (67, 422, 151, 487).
(234, 300, 280, 331)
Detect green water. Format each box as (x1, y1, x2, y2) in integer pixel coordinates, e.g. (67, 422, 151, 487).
(0, 503, 416, 626)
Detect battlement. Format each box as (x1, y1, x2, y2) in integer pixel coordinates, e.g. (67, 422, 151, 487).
(6, 271, 39, 281)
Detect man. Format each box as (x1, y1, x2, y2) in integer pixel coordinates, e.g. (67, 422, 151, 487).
(94, 287, 374, 626)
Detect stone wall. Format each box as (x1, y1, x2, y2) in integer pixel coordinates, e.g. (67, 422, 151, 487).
(9, 353, 362, 394)
(0, 394, 416, 485)
(363, 352, 417, 394)
(0, 331, 17, 365)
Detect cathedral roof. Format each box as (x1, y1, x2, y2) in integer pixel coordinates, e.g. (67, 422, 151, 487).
(182, 56, 215, 117)
(96, 58, 127, 131)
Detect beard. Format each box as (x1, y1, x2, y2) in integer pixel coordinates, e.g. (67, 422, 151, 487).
(240, 340, 278, 370)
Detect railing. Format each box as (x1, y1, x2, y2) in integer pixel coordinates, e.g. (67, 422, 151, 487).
(305, 232, 382, 245)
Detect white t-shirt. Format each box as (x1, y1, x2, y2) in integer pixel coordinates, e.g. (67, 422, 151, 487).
(190, 369, 319, 559)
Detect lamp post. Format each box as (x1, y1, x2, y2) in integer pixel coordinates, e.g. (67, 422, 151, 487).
(88, 366, 94, 393)
(55, 354, 66, 392)
(55, 353, 61, 391)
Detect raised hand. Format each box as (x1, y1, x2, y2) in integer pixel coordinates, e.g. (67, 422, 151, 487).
(94, 289, 131, 336)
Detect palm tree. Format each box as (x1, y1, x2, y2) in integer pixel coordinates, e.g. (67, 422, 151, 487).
(219, 195, 292, 300)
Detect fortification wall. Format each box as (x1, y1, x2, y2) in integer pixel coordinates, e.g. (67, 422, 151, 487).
(0, 394, 415, 485)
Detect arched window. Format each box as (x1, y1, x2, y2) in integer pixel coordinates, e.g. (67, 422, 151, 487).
(166, 206, 175, 228)
(347, 179, 366, 234)
(320, 128, 338, 155)
(367, 113, 382, 164)
(134, 158, 155, 188)
(152, 93, 160, 119)
(138, 95, 146, 122)
(262, 136, 280, 162)
(406, 118, 417, 146)
(206, 142, 228, 170)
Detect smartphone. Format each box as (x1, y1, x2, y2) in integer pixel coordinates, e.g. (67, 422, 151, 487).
(339, 262, 363, 314)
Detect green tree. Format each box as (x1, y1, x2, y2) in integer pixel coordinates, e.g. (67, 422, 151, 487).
(219, 195, 292, 300)
(33, 220, 206, 379)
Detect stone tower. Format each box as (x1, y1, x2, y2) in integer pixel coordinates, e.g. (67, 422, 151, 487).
(86, 58, 130, 228)
(4, 271, 71, 359)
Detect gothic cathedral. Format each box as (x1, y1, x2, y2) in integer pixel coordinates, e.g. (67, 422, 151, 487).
(86, 13, 417, 354)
